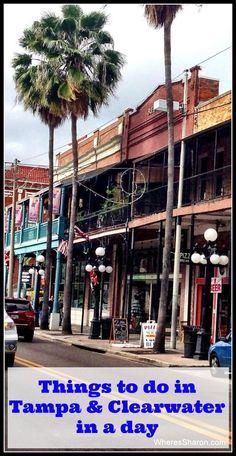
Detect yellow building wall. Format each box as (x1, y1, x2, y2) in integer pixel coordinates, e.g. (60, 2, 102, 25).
(194, 91, 231, 133)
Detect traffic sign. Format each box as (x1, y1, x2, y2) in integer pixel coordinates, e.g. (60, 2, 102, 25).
(210, 277, 222, 293)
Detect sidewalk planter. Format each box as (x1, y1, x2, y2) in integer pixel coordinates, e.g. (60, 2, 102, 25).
(183, 325, 198, 358)
(101, 317, 112, 340)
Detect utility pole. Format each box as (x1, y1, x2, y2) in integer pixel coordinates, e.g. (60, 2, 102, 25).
(170, 69, 188, 349)
(7, 159, 19, 296)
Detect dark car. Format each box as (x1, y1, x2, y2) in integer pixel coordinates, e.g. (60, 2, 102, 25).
(5, 297, 35, 342)
(208, 331, 231, 371)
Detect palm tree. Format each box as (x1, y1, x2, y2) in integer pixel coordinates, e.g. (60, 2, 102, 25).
(12, 53, 67, 330)
(144, 5, 182, 353)
(30, 5, 125, 334)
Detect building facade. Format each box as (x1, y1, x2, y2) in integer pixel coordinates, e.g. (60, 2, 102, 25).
(5, 66, 231, 342)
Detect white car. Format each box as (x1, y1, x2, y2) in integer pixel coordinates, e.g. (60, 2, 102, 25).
(4, 309, 18, 367)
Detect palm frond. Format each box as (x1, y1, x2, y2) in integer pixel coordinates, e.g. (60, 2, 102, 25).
(80, 11, 108, 31)
(62, 4, 83, 21)
(144, 5, 182, 28)
(12, 53, 32, 69)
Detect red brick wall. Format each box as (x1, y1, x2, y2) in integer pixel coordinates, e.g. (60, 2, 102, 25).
(127, 66, 219, 160)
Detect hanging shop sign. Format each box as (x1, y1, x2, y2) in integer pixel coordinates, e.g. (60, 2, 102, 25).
(140, 320, 157, 348)
(15, 205, 23, 227)
(21, 271, 31, 284)
(4, 210, 9, 233)
(28, 197, 40, 222)
(52, 188, 61, 214)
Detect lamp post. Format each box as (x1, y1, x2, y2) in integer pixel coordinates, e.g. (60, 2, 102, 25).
(29, 254, 45, 326)
(191, 228, 229, 359)
(86, 247, 113, 339)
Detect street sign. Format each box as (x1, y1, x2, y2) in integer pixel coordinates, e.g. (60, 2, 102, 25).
(210, 277, 222, 293)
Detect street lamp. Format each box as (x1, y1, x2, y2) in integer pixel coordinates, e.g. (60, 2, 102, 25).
(29, 254, 45, 326)
(191, 228, 229, 359)
(86, 247, 113, 339)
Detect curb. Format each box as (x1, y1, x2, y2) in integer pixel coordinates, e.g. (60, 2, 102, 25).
(34, 332, 181, 367)
(34, 331, 209, 368)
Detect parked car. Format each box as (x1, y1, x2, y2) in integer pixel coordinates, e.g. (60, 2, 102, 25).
(208, 331, 231, 371)
(4, 309, 18, 367)
(5, 297, 35, 342)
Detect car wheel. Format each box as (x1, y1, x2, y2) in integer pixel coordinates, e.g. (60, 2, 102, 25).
(5, 354, 15, 368)
(24, 331, 34, 342)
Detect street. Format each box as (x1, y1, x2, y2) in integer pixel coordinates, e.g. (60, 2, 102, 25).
(14, 336, 149, 368)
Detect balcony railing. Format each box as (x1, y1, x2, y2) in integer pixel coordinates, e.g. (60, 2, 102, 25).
(5, 217, 63, 247)
(133, 166, 231, 218)
(76, 205, 129, 233)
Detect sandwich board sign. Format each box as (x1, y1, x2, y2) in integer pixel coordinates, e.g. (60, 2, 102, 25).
(140, 320, 157, 348)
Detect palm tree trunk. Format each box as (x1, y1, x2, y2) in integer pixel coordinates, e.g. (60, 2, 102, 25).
(40, 123, 54, 330)
(153, 22, 174, 353)
(62, 113, 78, 335)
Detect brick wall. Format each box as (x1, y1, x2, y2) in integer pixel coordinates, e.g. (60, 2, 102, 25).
(194, 92, 231, 133)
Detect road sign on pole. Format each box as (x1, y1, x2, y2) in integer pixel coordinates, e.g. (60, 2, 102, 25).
(210, 277, 222, 293)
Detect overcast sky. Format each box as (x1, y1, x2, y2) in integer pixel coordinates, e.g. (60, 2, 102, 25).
(4, 3, 232, 167)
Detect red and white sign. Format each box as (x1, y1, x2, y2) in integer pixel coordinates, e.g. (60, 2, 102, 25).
(210, 277, 222, 293)
(15, 205, 23, 227)
(29, 197, 40, 222)
(53, 188, 61, 214)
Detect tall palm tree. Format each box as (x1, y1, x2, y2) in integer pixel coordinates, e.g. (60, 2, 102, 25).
(144, 5, 182, 353)
(12, 53, 67, 330)
(31, 4, 125, 335)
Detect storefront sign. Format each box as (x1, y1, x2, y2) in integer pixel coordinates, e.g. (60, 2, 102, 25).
(210, 277, 222, 293)
(28, 197, 40, 222)
(53, 188, 61, 214)
(15, 205, 23, 227)
(179, 251, 191, 263)
(140, 320, 157, 348)
(4, 210, 9, 232)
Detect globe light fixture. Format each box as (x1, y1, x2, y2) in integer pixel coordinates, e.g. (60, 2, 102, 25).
(38, 268, 45, 276)
(29, 268, 34, 275)
(204, 228, 218, 243)
(209, 253, 220, 265)
(105, 266, 113, 274)
(200, 254, 207, 265)
(85, 264, 93, 272)
(36, 254, 45, 263)
(98, 264, 106, 273)
(219, 255, 229, 266)
(95, 247, 105, 257)
(191, 252, 201, 264)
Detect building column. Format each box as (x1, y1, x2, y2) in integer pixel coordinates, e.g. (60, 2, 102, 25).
(4, 265, 8, 295)
(17, 254, 24, 297)
(32, 254, 41, 327)
(19, 204, 26, 244)
(37, 196, 44, 240)
(49, 250, 62, 330)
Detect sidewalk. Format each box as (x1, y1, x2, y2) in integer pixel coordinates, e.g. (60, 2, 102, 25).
(34, 325, 209, 367)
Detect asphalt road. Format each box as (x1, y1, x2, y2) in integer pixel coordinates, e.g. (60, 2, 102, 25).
(14, 336, 148, 367)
